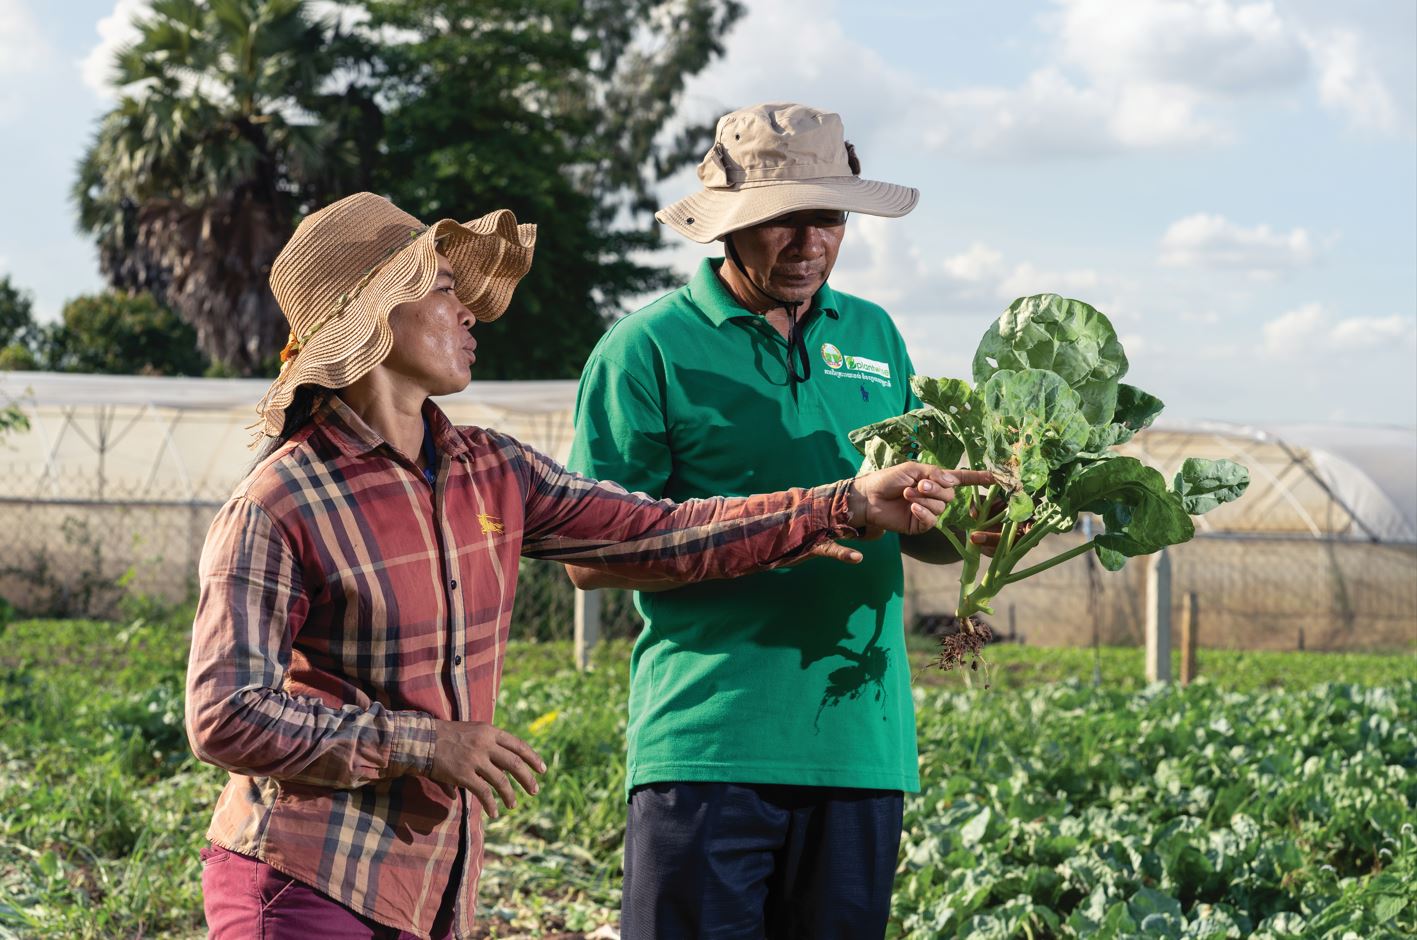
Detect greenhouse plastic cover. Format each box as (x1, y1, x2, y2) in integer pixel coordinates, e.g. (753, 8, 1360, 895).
(2, 372, 1414, 543)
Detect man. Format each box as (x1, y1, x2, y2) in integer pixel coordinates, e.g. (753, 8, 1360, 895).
(566, 103, 986, 938)
(185, 191, 983, 939)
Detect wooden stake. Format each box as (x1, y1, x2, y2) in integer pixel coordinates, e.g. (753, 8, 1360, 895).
(1145, 549, 1172, 684)
(574, 588, 601, 671)
(1180, 591, 1198, 685)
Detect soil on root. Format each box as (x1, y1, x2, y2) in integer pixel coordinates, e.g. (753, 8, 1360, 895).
(931, 616, 994, 687)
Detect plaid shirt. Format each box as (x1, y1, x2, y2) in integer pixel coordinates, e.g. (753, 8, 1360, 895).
(186, 397, 857, 938)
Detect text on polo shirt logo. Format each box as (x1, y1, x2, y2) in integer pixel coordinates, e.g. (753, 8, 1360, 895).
(819, 343, 893, 386)
(478, 513, 504, 534)
(842, 354, 891, 380)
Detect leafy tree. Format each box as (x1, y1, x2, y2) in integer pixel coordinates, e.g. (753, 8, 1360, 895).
(46, 291, 208, 376)
(335, 0, 744, 378)
(0, 345, 39, 372)
(0, 275, 41, 352)
(74, 0, 380, 374)
(0, 275, 33, 438)
(77, 0, 742, 379)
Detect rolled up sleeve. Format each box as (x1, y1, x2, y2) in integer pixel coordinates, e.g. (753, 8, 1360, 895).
(516, 442, 861, 580)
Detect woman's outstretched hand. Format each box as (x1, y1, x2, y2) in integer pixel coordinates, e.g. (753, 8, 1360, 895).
(813, 463, 995, 563)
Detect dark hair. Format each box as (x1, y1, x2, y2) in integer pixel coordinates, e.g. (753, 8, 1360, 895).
(250, 384, 332, 468)
(844, 141, 861, 176)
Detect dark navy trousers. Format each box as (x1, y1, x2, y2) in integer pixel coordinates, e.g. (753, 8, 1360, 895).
(621, 782, 904, 940)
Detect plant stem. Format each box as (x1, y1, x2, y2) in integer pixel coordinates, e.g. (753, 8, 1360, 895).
(1002, 511, 1066, 569)
(1000, 539, 1097, 585)
(982, 518, 1017, 589)
(940, 525, 968, 560)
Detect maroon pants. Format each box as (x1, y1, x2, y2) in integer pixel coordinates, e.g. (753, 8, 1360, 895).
(200, 845, 455, 939)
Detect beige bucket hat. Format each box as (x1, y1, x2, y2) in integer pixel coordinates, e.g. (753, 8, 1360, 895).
(254, 192, 536, 437)
(656, 102, 919, 243)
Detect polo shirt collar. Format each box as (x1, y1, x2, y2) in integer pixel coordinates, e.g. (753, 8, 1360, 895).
(686, 258, 841, 328)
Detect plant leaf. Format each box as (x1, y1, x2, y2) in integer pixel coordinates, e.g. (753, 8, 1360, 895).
(1173, 458, 1250, 515)
(1008, 490, 1035, 522)
(849, 407, 964, 471)
(1062, 456, 1194, 568)
(979, 369, 1091, 492)
(974, 293, 1128, 424)
(1085, 384, 1165, 451)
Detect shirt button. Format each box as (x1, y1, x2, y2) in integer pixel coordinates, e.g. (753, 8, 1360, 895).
(453, 655, 463, 666)
(449, 579, 458, 590)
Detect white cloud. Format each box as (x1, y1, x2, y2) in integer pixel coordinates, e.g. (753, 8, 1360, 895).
(1056, 0, 1308, 94)
(927, 68, 1227, 158)
(676, 0, 918, 148)
(1159, 213, 1318, 276)
(997, 262, 1100, 301)
(671, 0, 1411, 167)
(941, 243, 1006, 282)
(1180, 310, 1222, 324)
(927, 70, 1122, 158)
(930, 0, 1318, 158)
(80, 0, 148, 99)
(0, 0, 48, 75)
(1303, 30, 1406, 133)
(1263, 303, 1417, 358)
(1262, 302, 1325, 356)
(829, 215, 1106, 315)
(1328, 314, 1417, 351)
(0, 0, 51, 122)
(0, 0, 49, 77)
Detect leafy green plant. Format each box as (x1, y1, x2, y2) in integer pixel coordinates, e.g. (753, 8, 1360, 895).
(853, 294, 1250, 668)
(2, 607, 1411, 937)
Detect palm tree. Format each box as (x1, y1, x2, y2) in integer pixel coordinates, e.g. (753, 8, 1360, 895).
(74, 0, 380, 374)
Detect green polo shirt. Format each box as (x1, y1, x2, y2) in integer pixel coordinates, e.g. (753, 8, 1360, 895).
(568, 258, 922, 795)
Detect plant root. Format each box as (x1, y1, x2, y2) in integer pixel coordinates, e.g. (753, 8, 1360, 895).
(932, 616, 994, 688)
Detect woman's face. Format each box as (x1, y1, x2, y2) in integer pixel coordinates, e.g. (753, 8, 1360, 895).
(382, 252, 478, 396)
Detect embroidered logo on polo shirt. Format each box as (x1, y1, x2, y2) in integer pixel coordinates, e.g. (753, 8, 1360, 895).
(819, 343, 893, 386)
(478, 513, 504, 534)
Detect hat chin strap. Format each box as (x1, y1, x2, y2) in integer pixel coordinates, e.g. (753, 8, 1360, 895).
(725, 238, 828, 388)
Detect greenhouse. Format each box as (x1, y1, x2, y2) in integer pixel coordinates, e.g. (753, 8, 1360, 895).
(1, 371, 1413, 651)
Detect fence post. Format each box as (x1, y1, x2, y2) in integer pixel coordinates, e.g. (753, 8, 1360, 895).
(1145, 549, 1172, 683)
(574, 587, 601, 671)
(902, 563, 917, 632)
(1180, 591, 1198, 685)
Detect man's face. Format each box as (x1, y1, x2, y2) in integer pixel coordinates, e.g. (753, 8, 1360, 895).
(728, 209, 847, 304)
(382, 252, 478, 396)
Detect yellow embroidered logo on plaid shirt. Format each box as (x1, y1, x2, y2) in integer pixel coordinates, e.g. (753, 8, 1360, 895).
(478, 513, 504, 534)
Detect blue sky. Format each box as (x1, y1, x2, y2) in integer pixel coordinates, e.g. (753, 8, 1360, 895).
(1, 0, 1414, 425)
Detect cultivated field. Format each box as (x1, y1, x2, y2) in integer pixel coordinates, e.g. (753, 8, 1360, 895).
(0, 611, 1413, 938)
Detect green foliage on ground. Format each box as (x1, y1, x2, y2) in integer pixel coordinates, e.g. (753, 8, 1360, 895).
(1, 609, 1412, 937)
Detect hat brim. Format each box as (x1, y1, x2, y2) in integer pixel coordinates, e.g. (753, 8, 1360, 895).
(656, 176, 919, 243)
(255, 209, 536, 438)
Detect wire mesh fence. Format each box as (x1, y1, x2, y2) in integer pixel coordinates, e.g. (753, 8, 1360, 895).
(1, 489, 1412, 652)
(905, 534, 1417, 652)
(0, 383, 1412, 648)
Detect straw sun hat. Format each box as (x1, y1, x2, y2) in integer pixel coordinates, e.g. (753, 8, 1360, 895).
(254, 192, 536, 437)
(656, 102, 919, 243)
